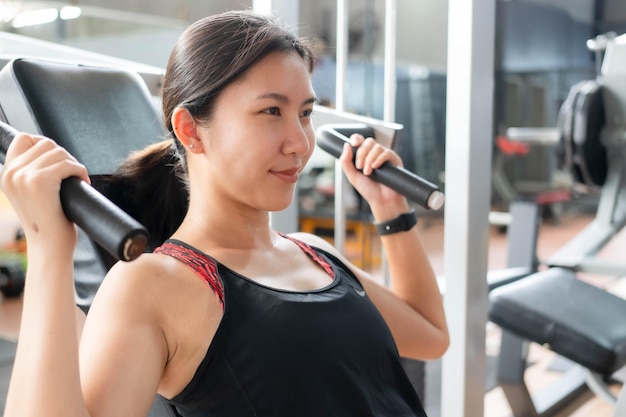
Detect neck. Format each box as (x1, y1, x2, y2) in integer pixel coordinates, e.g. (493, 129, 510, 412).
(173, 200, 276, 251)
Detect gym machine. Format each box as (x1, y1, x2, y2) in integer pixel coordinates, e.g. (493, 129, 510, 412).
(489, 33, 626, 417)
(0, 56, 178, 417)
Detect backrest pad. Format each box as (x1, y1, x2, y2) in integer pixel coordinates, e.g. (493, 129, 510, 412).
(0, 58, 165, 175)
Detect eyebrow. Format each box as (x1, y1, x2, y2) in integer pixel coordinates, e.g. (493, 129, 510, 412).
(256, 92, 319, 106)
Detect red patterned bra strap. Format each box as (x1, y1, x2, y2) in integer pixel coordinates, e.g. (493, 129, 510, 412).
(279, 233, 335, 279)
(154, 241, 225, 309)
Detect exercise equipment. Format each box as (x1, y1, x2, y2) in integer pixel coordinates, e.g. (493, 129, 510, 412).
(492, 128, 572, 224)
(0, 120, 148, 262)
(316, 123, 445, 210)
(0, 57, 166, 307)
(0, 57, 177, 417)
(558, 79, 607, 188)
(489, 33, 626, 417)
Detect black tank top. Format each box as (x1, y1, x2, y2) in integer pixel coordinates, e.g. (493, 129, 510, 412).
(154, 237, 427, 417)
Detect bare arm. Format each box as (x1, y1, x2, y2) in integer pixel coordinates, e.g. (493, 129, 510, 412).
(1, 133, 166, 417)
(78, 259, 170, 416)
(359, 228, 448, 360)
(5, 242, 91, 416)
(296, 134, 449, 360)
(1, 133, 89, 416)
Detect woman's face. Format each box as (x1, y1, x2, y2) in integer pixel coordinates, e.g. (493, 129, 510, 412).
(194, 51, 317, 213)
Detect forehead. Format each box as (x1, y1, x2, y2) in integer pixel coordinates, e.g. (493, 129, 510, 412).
(227, 51, 314, 98)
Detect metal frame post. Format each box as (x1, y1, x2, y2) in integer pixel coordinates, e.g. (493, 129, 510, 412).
(333, 0, 349, 252)
(441, 1, 495, 416)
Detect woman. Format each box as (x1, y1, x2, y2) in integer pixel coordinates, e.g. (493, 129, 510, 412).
(0, 10, 448, 417)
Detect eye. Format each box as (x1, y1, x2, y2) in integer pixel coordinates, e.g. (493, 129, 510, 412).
(263, 107, 281, 116)
(301, 108, 314, 118)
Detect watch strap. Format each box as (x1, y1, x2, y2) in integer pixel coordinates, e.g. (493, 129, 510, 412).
(374, 209, 417, 235)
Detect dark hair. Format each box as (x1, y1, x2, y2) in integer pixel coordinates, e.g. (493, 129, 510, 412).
(110, 11, 314, 248)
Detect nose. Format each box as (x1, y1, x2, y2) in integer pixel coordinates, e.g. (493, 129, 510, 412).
(282, 117, 313, 157)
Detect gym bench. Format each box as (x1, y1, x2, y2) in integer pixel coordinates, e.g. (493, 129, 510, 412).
(489, 267, 626, 416)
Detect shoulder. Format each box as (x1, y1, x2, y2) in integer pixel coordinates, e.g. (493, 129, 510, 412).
(85, 251, 223, 366)
(91, 251, 220, 325)
(79, 253, 180, 395)
(79, 252, 222, 408)
(88, 253, 183, 322)
(105, 252, 186, 295)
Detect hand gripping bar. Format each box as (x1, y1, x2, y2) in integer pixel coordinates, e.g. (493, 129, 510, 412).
(0, 121, 149, 261)
(316, 123, 445, 210)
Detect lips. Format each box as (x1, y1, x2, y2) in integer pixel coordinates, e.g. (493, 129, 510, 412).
(271, 167, 301, 183)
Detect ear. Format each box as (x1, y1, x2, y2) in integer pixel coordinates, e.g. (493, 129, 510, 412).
(171, 107, 203, 152)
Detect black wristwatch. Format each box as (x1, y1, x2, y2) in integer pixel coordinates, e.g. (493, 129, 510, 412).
(374, 209, 417, 235)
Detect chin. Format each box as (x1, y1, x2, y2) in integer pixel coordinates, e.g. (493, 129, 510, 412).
(252, 181, 297, 212)
(264, 193, 295, 213)
(267, 200, 294, 212)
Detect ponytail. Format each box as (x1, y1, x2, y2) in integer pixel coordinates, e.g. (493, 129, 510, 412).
(106, 140, 189, 250)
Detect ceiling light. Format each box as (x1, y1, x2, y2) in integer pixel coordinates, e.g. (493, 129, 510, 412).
(0, 5, 17, 22)
(11, 8, 58, 28)
(60, 6, 81, 20)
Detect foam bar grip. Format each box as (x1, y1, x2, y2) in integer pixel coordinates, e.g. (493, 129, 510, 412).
(316, 123, 445, 210)
(0, 121, 148, 261)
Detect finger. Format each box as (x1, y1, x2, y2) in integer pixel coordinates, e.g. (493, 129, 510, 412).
(5, 136, 60, 176)
(370, 147, 403, 170)
(3, 132, 40, 163)
(359, 138, 404, 174)
(14, 137, 88, 183)
(2, 138, 89, 195)
(339, 142, 357, 175)
(353, 137, 376, 171)
(341, 142, 374, 187)
(358, 139, 385, 175)
(348, 133, 365, 167)
(28, 152, 90, 187)
(7, 134, 80, 168)
(30, 143, 85, 177)
(1, 134, 44, 192)
(348, 133, 365, 148)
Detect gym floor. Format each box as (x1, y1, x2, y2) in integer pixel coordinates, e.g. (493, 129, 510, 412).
(0, 200, 623, 416)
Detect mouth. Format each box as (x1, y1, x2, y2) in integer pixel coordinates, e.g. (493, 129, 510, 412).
(270, 167, 301, 183)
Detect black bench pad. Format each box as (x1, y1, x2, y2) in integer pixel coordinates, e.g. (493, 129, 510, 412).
(489, 267, 626, 376)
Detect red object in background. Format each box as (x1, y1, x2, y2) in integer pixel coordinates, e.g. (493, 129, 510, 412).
(496, 135, 530, 156)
